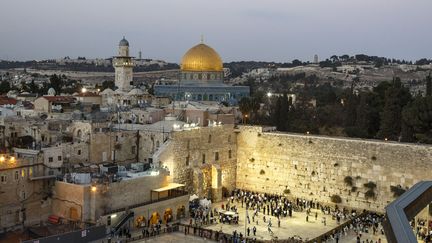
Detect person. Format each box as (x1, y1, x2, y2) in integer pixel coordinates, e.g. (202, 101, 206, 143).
(253, 226, 257, 236)
(306, 215, 309, 222)
(278, 218, 281, 227)
(315, 211, 318, 221)
(247, 227, 250, 236)
(263, 215, 266, 223)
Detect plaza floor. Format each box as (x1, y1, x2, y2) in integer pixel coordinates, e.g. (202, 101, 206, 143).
(134, 232, 216, 242)
(200, 200, 348, 242)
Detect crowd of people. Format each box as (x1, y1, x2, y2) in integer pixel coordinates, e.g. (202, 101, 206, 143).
(188, 189, 432, 242)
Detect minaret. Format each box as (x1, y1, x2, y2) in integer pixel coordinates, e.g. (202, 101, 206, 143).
(113, 36, 133, 91)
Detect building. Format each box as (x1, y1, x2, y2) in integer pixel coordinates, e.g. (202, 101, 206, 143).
(113, 37, 133, 92)
(33, 96, 76, 113)
(154, 40, 250, 102)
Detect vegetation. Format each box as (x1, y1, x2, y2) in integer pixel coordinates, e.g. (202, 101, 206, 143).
(390, 185, 406, 198)
(344, 176, 353, 187)
(365, 190, 376, 200)
(364, 181, 377, 190)
(330, 194, 342, 204)
(259, 169, 265, 175)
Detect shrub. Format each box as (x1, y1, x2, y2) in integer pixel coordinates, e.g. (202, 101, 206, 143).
(311, 171, 316, 176)
(344, 176, 353, 187)
(390, 185, 406, 197)
(334, 163, 339, 167)
(260, 169, 265, 175)
(371, 156, 377, 160)
(364, 181, 377, 190)
(283, 189, 290, 194)
(330, 194, 342, 204)
(365, 189, 376, 200)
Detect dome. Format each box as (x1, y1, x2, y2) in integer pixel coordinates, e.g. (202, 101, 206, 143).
(181, 43, 223, 72)
(100, 88, 114, 95)
(119, 37, 129, 46)
(47, 88, 56, 96)
(128, 88, 144, 95)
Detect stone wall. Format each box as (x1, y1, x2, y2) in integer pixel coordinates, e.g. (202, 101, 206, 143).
(159, 125, 237, 200)
(236, 126, 432, 212)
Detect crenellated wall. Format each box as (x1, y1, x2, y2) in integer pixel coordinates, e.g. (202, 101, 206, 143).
(236, 126, 432, 212)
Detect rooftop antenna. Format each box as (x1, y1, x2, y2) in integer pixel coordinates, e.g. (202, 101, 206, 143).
(200, 34, 204, 43)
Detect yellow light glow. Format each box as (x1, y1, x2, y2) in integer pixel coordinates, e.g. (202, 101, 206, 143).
(9, 156, 15, 162)
(0, 156, 5, 162)
(82, 87, 87, 93)
(91, 186, 97, 192)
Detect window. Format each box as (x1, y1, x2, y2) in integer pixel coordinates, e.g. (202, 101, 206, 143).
(21, 191, 26, 200)
(15, 171, 19, 180)
(115, 136, 119, 142)
(186, 156, 189, 166)
(131, 146, 136, 154)
(208, 135, 212, 143)
(1, 175, 6, 183)
(228, 150, 232, 159)
(202, 154, 206, 164)
(48, 157, 53, 163)
(215, 152, 219, 161)
(58, 156, 62, 161)
(78, 150, 81, 155)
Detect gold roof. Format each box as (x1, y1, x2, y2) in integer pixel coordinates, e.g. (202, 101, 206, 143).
(181, 43, 223, 72)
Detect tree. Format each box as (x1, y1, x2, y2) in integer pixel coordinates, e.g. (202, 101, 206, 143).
(377, 78, 412, 140)
(49, 74, 63, 93)
(401, 96, 432, 143)
(426, 73, 431, 97)
(0, 81, 11, 94)
(239, 97, 252, 124)
(102, 80, 115, 90)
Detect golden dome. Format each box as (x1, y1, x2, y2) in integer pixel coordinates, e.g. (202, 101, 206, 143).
(181, 43, 223, 72)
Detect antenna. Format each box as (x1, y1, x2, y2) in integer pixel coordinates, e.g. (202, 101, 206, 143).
(200, 34, 204, 43)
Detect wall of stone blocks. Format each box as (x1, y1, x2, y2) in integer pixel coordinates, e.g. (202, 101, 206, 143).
(159, 125, 237, 199)
(236, 126, 432, 212)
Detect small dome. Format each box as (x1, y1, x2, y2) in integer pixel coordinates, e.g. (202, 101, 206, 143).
(128, 88, 144, 95)
(181, 43, 223, 72)
(119, 37, 129, 46)
(100, 88, 114, 95)
(47, 88, 56, 96)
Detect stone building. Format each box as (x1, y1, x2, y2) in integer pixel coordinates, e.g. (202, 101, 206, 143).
(0, 153, 52, 232)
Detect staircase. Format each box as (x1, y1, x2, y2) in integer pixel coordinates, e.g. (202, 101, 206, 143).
(152, 139, 171, 167)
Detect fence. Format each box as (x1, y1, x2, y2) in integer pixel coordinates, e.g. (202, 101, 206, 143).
(22, 225, 106, 243)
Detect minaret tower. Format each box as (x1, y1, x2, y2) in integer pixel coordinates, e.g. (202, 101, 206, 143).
(113, 36, 133, 91)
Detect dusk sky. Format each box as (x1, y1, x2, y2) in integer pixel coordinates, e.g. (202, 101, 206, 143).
(1, 0, 431, 63)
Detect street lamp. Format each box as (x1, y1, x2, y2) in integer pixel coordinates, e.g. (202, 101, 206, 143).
(267, 92, 272, 98)
(81, 87, 87, 93)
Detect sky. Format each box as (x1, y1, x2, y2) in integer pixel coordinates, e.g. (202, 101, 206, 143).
(0, 0, 431, 63)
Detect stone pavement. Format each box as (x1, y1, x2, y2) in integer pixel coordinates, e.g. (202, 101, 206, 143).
(201, 200, 348, 242)
(134, 232, 215, 242)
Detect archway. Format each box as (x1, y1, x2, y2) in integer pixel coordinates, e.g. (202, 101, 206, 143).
(163, 208, 173, 223)
(177, 205, 186, 219)
(134, 215, 146, 228)
(149, 212, 160, 225)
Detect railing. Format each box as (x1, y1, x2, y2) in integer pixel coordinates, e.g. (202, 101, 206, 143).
(105, 190, 188, 215)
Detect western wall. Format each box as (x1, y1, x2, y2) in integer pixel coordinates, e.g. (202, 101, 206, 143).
(235, 126, 432, 212)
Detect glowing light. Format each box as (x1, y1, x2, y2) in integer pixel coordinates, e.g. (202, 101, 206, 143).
(91, 186, 97, 192)
(267, 92, 272, 97)
(150, 171, 159, 176)
(111, 214, 117, 218)
(0, 156, 5, 162)
(306, 131, 310, 135)
(385, 138, 388, 141)
(9, 156, 15, 162)
(81, 87, 87, 93)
